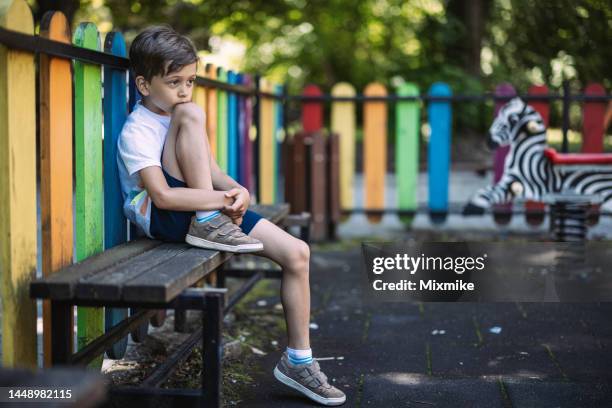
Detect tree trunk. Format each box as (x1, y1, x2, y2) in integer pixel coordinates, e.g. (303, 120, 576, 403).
(446, 0, 492, 77)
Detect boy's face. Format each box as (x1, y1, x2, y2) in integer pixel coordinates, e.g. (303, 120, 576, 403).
(136, 62, 197, 114)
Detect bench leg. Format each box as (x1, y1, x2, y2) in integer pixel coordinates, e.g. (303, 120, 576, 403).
(216, 264, 226, 288)
(174, 308, 188, 333)
(202, 292, 224, 407)
(51, 301, 72, 365)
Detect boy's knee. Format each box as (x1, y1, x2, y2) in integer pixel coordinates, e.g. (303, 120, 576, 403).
(287, 239, 310, 269)
(173, 102, 204, 125)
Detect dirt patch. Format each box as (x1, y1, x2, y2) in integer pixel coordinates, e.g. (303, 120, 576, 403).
(102, 278, 286, 407)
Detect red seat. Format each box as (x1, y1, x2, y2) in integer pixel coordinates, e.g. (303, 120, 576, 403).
(544, 147, 612, 165)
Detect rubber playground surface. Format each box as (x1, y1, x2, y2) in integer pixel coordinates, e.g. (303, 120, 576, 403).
(239, 243, 612, 407)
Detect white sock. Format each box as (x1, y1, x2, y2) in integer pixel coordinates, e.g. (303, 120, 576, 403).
(286, 346, 313, 365)
(196, 210, 220, 222)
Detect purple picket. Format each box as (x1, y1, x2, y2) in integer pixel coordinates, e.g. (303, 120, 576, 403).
(493, 83, 517, 182)
(491, 83, 516, 225)
(241, 74, 254, 193)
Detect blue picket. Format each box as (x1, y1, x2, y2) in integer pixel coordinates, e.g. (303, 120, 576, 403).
(227, 70, 238, 179)
(103, 31, 129, 359)
(236, 72, 245, 185)
(126, 71, 149, 342)
(427, 82, 452, 223)
(274, 84, 284, 203)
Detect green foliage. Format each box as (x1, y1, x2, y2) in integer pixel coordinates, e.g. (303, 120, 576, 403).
(93, 0, 610, 132)
(487, 0, 611, 88)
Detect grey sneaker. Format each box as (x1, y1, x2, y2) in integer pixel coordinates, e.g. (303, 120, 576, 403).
(274, 352, 346, 406)
(185, 214, 263, 253)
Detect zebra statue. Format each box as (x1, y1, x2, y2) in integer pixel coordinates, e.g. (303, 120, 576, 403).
(463, 97, 612, 216)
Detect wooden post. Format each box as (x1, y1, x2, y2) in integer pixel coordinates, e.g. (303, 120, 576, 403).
(103, 30, 131, 358)
(427, 82, 452, 223)
(582, 83, 606, 154)
(301, 85, 326, 238)
(302, 84, 324, 133)
(396, 82, 420, 226)
(524, 84, 549, 227)
(363, 82, 387, 224)
(241, 74, 255, 193)
(491, 83, 516, 226)
(216, 67, 228, 171)
(227, 70, 239, 180)
(39, 10, 74, 367)
(126, 72, 149, 343)
(74, 22, 104, 368)
(259, 78, 275, 204)
(0, 0, 38, 368)
(308, 131, 327, 241)
(205, 63, 218, 160)
(582, 82, 606, 226)
(274, 84, 284, 204)
(331, 83, 356, 220)
(327, 132, 340, 239)
(285, 132, 310, 214)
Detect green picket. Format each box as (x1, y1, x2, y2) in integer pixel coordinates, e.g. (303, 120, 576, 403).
(396, 82, 420, 225)
(216, 67, 228, 171)
(74, 22, 104, 369)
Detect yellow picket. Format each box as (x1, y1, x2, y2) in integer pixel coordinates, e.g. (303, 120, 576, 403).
(0, 0, 38, 368)
(331, 82, 356, 214)
(194, 61, 207, 142)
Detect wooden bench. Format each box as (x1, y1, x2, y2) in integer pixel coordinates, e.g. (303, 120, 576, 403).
(30, 203, 309, 407)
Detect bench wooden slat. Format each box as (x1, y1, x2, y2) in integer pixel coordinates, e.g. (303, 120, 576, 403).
(30, 239, 162, 300)
(122, 248, 230, 303)
(31, 204, 290, 304)
(75, 243, 191, 301)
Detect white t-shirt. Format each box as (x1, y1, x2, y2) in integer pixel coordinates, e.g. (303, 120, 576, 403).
(117, 101, 171, 238)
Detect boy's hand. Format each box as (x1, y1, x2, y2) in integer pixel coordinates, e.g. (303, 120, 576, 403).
(229, 215, 243, 226)
(223, 187, 250, 218)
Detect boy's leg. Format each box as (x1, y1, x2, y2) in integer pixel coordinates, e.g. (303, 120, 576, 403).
(249, 220, 347, 405)
(248, 219, 311, 349)
(160, 102, 263, 253)
(161, 102, 213, 189)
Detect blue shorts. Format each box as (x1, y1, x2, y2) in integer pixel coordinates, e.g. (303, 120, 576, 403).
(150, 168, 263, 242)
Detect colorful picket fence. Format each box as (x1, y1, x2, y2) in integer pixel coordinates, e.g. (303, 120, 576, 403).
(295, 80, 609, 237)
(0, 0, 283, 368)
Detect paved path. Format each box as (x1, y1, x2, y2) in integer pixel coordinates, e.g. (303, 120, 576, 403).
(239, 245, 612, 407)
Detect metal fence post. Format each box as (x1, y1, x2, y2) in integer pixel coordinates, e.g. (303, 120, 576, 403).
(562, 80, 570, 153)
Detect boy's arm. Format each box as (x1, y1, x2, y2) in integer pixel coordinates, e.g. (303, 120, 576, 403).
(210, 156, 247, 192)
(209, 156, 251, 218)
(140, 166, 233, 211)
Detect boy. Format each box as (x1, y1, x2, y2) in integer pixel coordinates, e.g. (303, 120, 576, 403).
(117, 25, 346, 406)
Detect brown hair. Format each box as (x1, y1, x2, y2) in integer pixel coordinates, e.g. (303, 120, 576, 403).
(129, 25, 198, 81)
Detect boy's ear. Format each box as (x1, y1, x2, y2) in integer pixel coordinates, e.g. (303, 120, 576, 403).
(135, 75, 150, 96)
